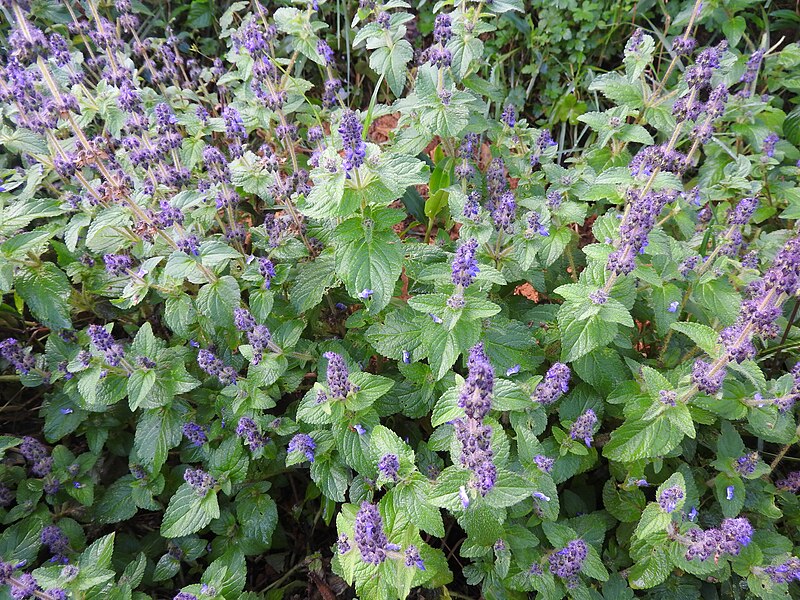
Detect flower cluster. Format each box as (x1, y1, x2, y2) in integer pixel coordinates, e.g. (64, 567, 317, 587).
(354, 502, 400, 564)
(548, 539, 588, 588)
(683, 517, 753, 561)
(570, 410, 598, 448)
(532, 362, 571, 405)
(183, 468, 216, 496)
(20, 437, 53, 477)
(454, 343, 497, 496)
(197, 349, 238, 385)
(658, 486, 684, 513)
(287, 434, 316, 463)
(236, 417, 268, 450)
(0, 339, 35, 375)
(323, 352, 358, 399)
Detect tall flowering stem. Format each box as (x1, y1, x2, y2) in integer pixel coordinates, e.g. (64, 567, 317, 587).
(454, 343, 497, 496)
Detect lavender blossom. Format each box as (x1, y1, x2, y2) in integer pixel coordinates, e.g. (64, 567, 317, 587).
(776, 471, 800, 493)
(451, 238, 479, 288)
(182, 422, 207, 447)
(354, 502, 398, 564)
(404, 545, 425, 570)
(735, 452, 759, 476)
(0, 339, 35, 374)
(491, 191, 516, 233)
(658, 486, 684, 513)
(763, 133, 779, 158)
(236, 417, 267, 450)
(691, 359, 726, 394)
(20, 436, 53, 477)
(532, 362, 571, 405)
(763, 558, 800, 583)
(570, 410, 598, 447)
(323, 352, 358, 399)
(338, 110, 366, 174)
(183, 468, 216, 496)
(287, 433, 316, 463)
(533, 455, 554, 473)
(197, 349, 237, 385)
(549, 540, 588, 588)
(458, 343, 494, 420)
(501, 104, 516, 128)
(378, 454, 400, 482)
(41, 525, 69, 563)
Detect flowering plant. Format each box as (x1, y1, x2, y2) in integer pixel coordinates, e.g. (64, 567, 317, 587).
(1, 0, 800, 598)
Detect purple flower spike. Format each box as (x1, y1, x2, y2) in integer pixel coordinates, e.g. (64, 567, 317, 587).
(451, 238, 480, 288)
(532, 362, 571, 405)
(570, 409, 598, 447)
(354, 502, 393, 564)
(288, 433, 316, 463)
(323, 352, 358, 399)
(404, 545, 425, 570)
(658, 485, 684, 513)
(338, 110, 366, 175)
(549, 539, 588, 588)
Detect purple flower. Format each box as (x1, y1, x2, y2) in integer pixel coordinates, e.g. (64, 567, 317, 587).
(684, 517, 753, 561)
(726, 485, 735, 500)
(501, 104, 516, 128)
(177, 235, 200, 255)
(533, 454, 554, 473)
(549, 540, 588, 588)
(433, 13, 452, 44)
(671, 36, 697, 56)
(668, 301, 680, 312)
(287, 433, 316, 463)
(691, 359, 726, 394)
(776, 471, 800, 493)
(357, 288, 374, 299)
(323, 352, 358, 399)
(174, 593, 198, 600)
(491, 191, 516, 233)
(589, 289, 608, 305)
(532, 363, 571, 405)
(20, 436, 53, 477)
(234, 308, 256, 332)
(659, 390, 677, 406)
(41, 525, 69, 563)
(451, 238, 479, 288)
(454, 343, 497, 495)
(607, 189, 677, 275)
(525, 212, 549, 237)
(658, 486, 684, 513)
(182, 422, 207, 447)
(735, 452, 759, 476)
(740, 49, 765, 85)
(404, 545, 425, 570)
(197, 349, 237, 385)
(728, 197, 759, 226)
(0, 483, 13, 507)
(9, 572, 38, 599)
(338, 110, 366, 174)
(103, 253, 133, 275)
(317, 39, 334, 65)
(764, 558, 800, 583)
(458, 485, 470, 508)
(0, 338, 35, 375)
(763, 133, 779, 158)
(236, 417, 267, 450)
(183, 468, 216, 496)
(257, 257, 276, 288)
(570, 410, 598, 447)
(506, 364, 520, 376)
(354, 502, 395, 564)
(458, 343, 494, 420)
(378, 453, 400, 482)
(336, 533, 351, 554)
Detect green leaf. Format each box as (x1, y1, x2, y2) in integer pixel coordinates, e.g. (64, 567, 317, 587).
(289, 251, 337, 313)
(366, 308, 426, 362)
(15, 263, 72, 330)
(369, 40, 413, 97)
(558, 308, 619, 363)
(603, 417, 683, 462)
(334, 216, 403, 314)
(669, 322, 720, 356)
(94, 476, 138, 524)
(161, 482, 219, 538)
(421, 318, 481, 380)
(628, 546, 673, 589)
(196, 275, 241, 328)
